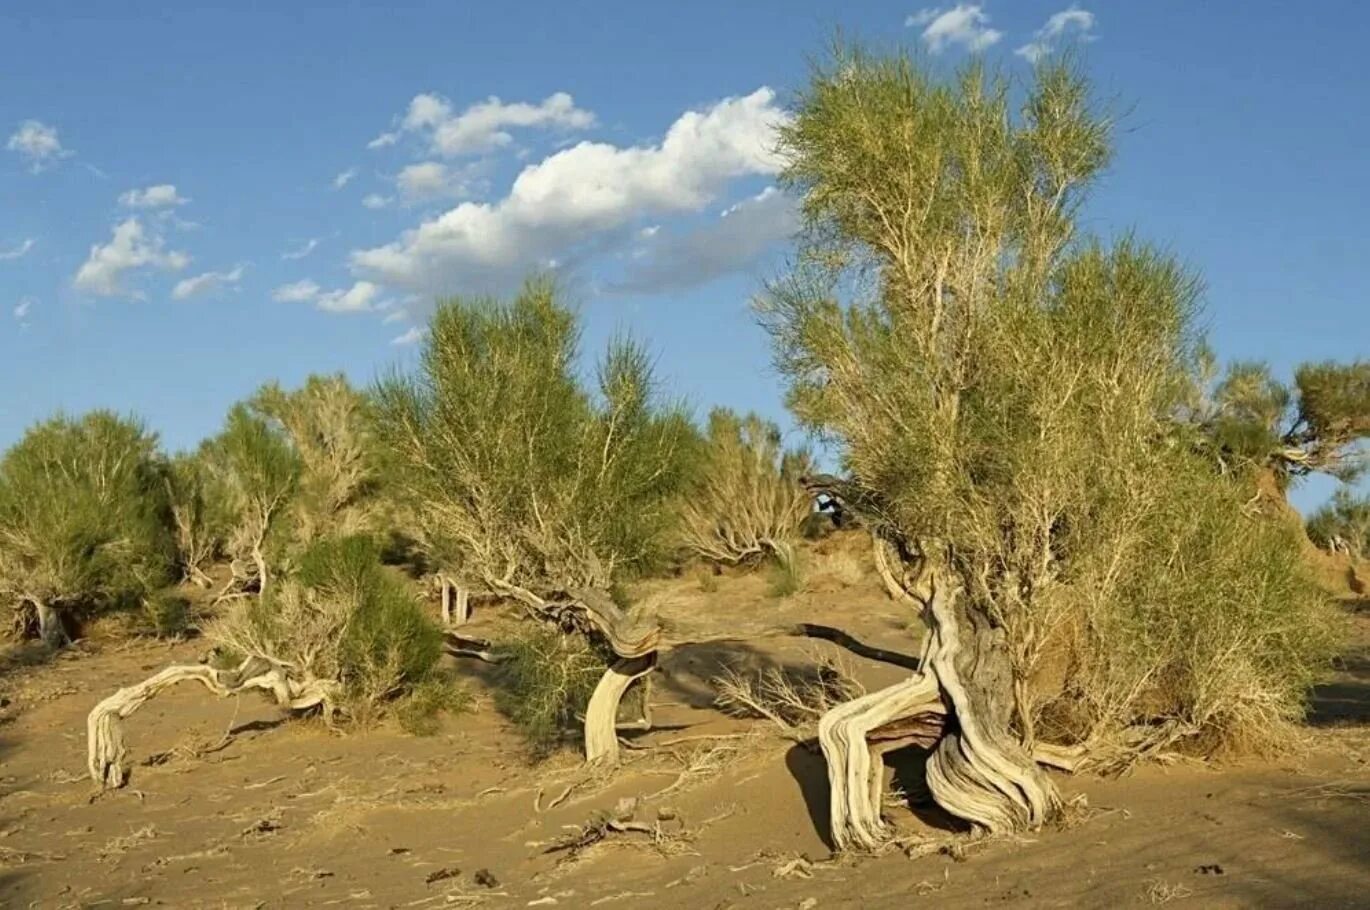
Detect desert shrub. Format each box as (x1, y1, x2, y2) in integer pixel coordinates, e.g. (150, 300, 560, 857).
(1306, 487, 1370, 558)
(678, 408, 812, 569)
(493, 624, 610, 755)
(201, 404, 299, 594)
(0, 412, 172, 647)
(141, 591, 191, 639)
(761, 46, 1335, 794)
(209, 535, 442, 719)
(766, 551, 804, 599)
(372, 278, 700, 601)
(1195, 359, 1369, 486)
(162, 451, 232, 587)
(249, 375, 382, 545)
(396, 671, 474, 736)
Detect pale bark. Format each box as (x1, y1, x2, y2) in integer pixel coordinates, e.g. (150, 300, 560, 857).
(584, 654, 656, 765)
(87, 657, 336, 789)
(816, 582, 1061, 850)
(34, 599, 68, 649)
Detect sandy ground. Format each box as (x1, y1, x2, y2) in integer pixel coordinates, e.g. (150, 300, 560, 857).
(1, 550, 1366, 909)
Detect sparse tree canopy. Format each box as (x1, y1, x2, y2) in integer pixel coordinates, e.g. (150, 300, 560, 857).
(761, 49, 1336, 846)
(0, 412, 172, 647)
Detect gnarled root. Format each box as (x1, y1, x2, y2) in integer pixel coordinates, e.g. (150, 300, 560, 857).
(87, 656, 337, 789)
(817, 585, 1062, 850)
(817, 671, 945, 850)
(584, 653, 657, 765)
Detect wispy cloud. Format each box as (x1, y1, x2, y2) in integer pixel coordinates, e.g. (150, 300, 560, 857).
(908, 5, 1002, 54)
(73, 218, 190, 298)
(6, 120, 71, 172)
(272, 278, 380, 313)
(119, 184, 189, 209)
(370, 92, 595, 157)
(13, 297, 34, 322)
(390, 325, 426, 346)
(172, 264, 245, 300)
(332, 168, 358, 189)
(362, 193, 392, 210)
(1016, 6, 1096, 63)
(396, 161, 482, 204)
(0, 238, 36, 260)
(281, 238, 320, 260)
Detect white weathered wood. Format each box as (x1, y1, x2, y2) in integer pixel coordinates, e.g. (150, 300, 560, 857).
(584, 655, 656, 765)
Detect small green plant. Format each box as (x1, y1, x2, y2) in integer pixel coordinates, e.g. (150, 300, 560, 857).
(396, 672, 474, 736)
(141, 592, 191, 639)
(493, 624, 610, 755)
(766, 551, 803, 599)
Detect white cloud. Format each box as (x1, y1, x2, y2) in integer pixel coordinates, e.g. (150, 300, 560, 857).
(272, 279, 321, 303)
(390, 325, 426, 346)
(351, 87, 789, 297)
(381, 308, 409, 324)
(372, 91, 596, 157)
(272, 278, 379, 313)
(1016, 6, 1096, 63)
(0, 238, 35, 260)
(615, 186, 798, 294)
(119, 184, 189, 209)
(282, 238, 320, 260)
(362, 193, 393, 209)
(172, 265, 244, 300)
(910, 5, 1002, 53)
(73, 218, 190, 298)
(13, 297, 33, 321)
(333, 168, 358, 189)
(396, 161, 482, 204)
(6, 120, 70, 171)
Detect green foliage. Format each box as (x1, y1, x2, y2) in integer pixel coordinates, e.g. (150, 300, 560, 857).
(678, 408, 812, 567)
(1306, 487, 1370, 559)
(141, 591, 191, 638)
(493, 624, 609, 754)
(211, 535, 442, 717)
(1199, 359, 1369, 484)
(761, 47, 1335, 756)
(396, 671, 474, 736)
(250, 374, 381, 545)
(372, 278, 700, 598)
(162, 451, 232, 586)
(200, 404, 299, 590)
(0, 411, 172, 641)
(767, 551, 804, 599)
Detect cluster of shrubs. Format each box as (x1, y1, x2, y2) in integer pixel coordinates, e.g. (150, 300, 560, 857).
(0, 285, 811, 742)
(2, 53, 1364, 767)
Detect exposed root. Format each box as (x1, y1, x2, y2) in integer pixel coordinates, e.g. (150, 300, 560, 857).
(817, 670, 946, 851)
(87, 656, 338, 788)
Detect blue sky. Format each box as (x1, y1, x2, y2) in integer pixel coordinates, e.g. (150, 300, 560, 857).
(2, 2, 1366, 511)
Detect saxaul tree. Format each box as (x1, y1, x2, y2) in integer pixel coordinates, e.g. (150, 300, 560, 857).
(759, 50, 1336, 848)
(202, 404, 299, 597)
(371, 278, 699, 758)
(161, 451, 231, 588)
(0, 412, 172, 647)
(678, 408, 813, 570)
(1193, 358, 1369, 494)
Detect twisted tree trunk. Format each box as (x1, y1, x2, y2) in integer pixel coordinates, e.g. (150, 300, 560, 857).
(817, 579, 1059, 850)
(584, 654, 657, 765)
(88, 656, 336, 789)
